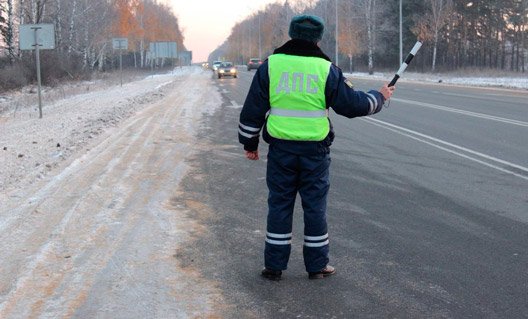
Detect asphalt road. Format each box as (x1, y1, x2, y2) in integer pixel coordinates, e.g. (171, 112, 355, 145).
(180, 68, 528, 318)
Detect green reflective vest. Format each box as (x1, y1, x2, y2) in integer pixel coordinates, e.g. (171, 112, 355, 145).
(267, 54, 331, 141)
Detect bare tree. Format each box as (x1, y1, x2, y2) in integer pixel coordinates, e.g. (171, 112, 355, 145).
(54, 0, 62, 51)
(428, 0, 453, 71)
(339, 0, 363, 72)
(362, 0, 376, 74)
(67, 0, 77, 53)
(20, 0, 49, 23)
(0, 2, 5, 53)
(522, 0, 527, 72)
(1, 0, 16, 62)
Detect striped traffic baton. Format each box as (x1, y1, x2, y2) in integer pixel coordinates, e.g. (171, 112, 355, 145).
(389, 41, 423, 87)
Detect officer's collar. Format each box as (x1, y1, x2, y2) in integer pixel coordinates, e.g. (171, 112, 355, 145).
(273, 39, 332, 62)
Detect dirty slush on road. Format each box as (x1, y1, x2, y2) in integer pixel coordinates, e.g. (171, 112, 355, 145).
(0, 67, 232, 318)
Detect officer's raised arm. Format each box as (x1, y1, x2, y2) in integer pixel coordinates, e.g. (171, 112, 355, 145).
(325, 66, 396, 118)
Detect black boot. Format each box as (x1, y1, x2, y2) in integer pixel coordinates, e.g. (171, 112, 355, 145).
(261, 268, 282, 281)
(308, 265, 336, 279)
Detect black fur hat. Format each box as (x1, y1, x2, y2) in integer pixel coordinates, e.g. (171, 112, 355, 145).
(288, 15, 325, 43)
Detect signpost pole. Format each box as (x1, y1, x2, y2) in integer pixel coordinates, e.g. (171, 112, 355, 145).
(33, 27, 43, 119)
(171, 46, 174, 74)
(119, 49, 123, 86)
(112, 38, 127, 86)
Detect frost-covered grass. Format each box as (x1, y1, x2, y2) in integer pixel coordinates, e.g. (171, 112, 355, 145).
(0, 67, 199, 194)
(0, 68, 176, 115)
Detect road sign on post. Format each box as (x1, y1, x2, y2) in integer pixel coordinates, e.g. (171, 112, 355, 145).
(178, 51, 192, 66)
(20, 24, 55, 119)
(20, 24, 55, 50)
(112, 38, 128, 50)
(149, 42, 177, 70)
(112, 38, 128, 87)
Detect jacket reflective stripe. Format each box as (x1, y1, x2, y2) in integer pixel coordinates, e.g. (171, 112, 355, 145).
(239, 123, 261, 132)
(238, 129, 259, 138)
(366, 93, 378, 114)
(269, 108, 328, 118)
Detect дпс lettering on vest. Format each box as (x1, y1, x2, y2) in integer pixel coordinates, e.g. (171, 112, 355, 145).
(276, 72, 320, 94)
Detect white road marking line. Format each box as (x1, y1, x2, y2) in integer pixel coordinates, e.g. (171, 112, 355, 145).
(363, 117, 528, 181)
(437, 91, 481, 98)
(485, 93, 509, 97)
(437, 91, 526, 103)
(392, 98, 528, 127)
(227, 100, 241, 109)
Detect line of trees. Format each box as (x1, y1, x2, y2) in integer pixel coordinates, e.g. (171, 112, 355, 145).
(210, 0, 527, 74)
(0, 0, 185, 91)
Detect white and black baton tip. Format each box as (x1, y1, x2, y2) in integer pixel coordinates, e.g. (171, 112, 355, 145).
(403, 41, 422, 65)
(400, 42, 423, 74)
(410, 41, 423, 56)
(389, 41, 423, 87)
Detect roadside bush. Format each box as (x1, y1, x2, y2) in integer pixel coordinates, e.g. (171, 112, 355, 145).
(0, 62, 30, 92)
(50, 52, 93, 81)
(0, 49, 176, 93)
(0, 51, 94, 91)
(22, 51, 89, 86)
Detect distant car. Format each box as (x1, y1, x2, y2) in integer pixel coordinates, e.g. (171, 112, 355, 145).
(211, 61, 222, 71)
(217, 62, 237, 78)
(247, 58, 262, 71)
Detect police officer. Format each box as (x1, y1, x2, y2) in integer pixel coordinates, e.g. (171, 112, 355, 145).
(238, 15, 395, 280)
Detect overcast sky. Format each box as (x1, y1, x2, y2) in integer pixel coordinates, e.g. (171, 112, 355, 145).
(169, 0, 283, 62)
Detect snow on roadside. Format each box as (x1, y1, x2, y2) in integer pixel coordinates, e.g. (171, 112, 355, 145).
(0, 67, 200, 198)
(346, 71, 528, 90)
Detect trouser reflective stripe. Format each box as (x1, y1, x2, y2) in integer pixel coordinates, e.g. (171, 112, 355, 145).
(304, 239, 329, 247)
(265, 232, 292, 245)
(304, 233, 329, 247)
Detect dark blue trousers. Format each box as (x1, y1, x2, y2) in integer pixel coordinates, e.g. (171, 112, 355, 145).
(264, 145, 331, 273)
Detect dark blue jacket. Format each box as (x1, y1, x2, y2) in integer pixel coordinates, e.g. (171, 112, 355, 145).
(238, 39, 385, 155)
